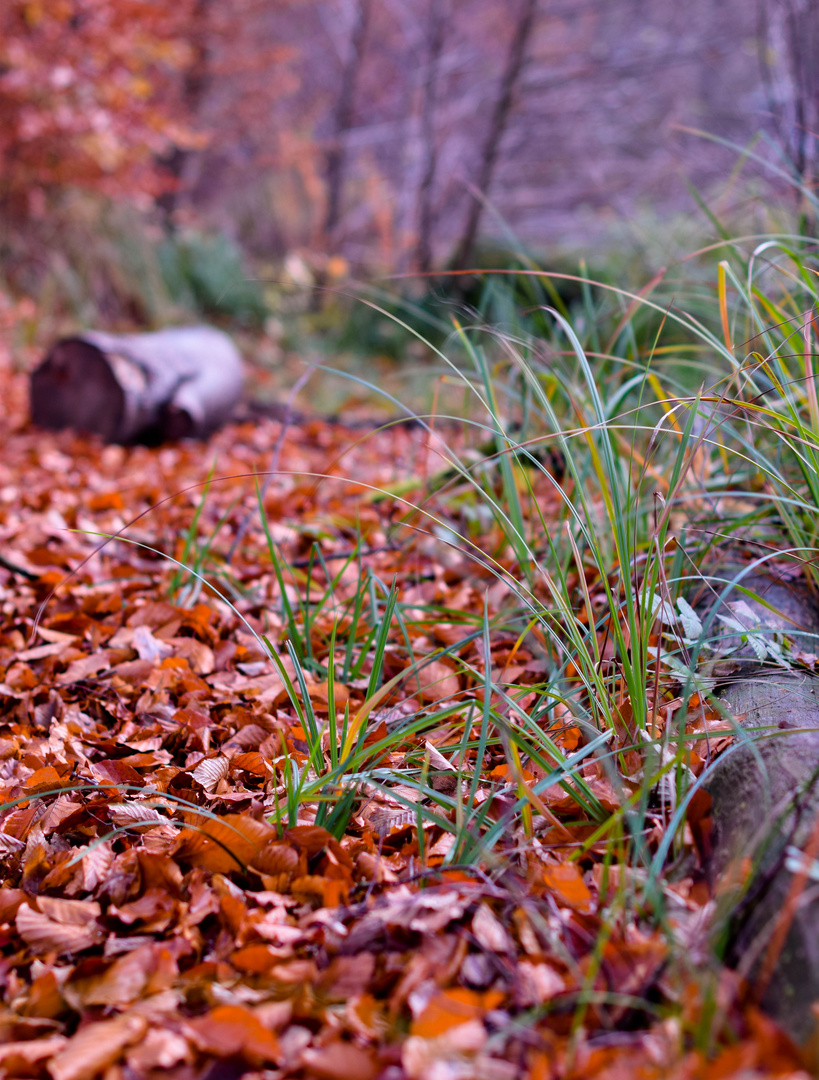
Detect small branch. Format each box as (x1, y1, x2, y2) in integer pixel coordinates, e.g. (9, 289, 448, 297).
(290, 542, 401, 569)
(0, 553, 38, 580)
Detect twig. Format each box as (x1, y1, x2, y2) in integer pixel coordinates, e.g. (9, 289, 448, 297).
(225, 366, 316, 565)
(0, 553, 38, 580)
(290, 542, 401, 568)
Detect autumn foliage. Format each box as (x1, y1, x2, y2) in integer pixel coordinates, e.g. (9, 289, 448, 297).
(0, 0, 200, 210)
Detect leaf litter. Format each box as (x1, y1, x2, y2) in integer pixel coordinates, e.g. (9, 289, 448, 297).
(0, 369, 811, 1079)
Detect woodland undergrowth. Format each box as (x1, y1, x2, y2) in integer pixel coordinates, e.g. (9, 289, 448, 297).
(1, 233, 819, 1079)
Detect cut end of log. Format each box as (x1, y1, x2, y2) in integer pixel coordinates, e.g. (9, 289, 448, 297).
(30, 338, 126, 443)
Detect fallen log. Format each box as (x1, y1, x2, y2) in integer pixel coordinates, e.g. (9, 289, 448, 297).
(30, 326, 244, 443)
(696, 569, 819, 1044)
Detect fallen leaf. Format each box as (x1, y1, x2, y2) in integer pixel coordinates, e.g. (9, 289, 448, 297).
(17, 899, 103, 955)
(542, 863, 593, 913)
(48, 1013, 147, 1080)
(186, 1004, 280, 1064)
(190, 754, 231, 792)
(300, 1039, 380, 1080)
(471, 902, 514, 953)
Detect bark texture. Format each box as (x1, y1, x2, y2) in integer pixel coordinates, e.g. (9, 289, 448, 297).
(699, 572, 819, 1044)
(30, 326, 244, 444)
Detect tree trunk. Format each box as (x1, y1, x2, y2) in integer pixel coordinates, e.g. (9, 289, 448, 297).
(324, 0, 373, 241)
(451, 0, 538, 271)
(415, 0, 449, 274)
(30, 326, 244, 444)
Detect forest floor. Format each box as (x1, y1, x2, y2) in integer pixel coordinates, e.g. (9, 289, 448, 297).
(0, 357, 812, 1080)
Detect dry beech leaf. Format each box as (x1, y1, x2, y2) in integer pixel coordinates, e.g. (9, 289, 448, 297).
(471, 902, 513, 953)
(402, 1020, 489, 1078)
(185, 1004, 280, 1064)
(79, 841, 114, 892)
(190, 754, 231, 792)
(17, 899, 103, 955)
(57, 652, 110, 685)
(541, 863, 594, 913)
(132, 625, 174, 664)
(517, 960, 565, 1005)
(16, 641, 73, 662)
(0, 832, 26, 856)
(231, 751, 267, 776)
(0, 1036, 68, 1068)
(25, 766, 70, 794)
(48, 1013, 147, 1080)
(231, 944, 280, 974)
(415, 660, 460, 702)
(108, 801, 168, 827)
(169, 636, 215, 674)
(410, 987, 503, 1038)
(250, 842, 301, 877)
(126, 1028, 192, 1071)
(68, 946, 154, 1007)
(299, 1040, 380, 1080)
(424, 740, 456, 773)
(174, 813, 276, 872)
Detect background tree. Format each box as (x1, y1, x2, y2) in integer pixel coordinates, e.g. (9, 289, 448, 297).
(0, 0, 200, 213)
(758, 0, 819, 191)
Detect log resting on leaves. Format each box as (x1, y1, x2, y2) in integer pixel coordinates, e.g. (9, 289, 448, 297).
(696, 570, 819, 1044)
(30, 326, 244, 443)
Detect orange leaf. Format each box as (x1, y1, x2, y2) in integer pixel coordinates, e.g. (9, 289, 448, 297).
(300, 1040, 379, 1080)
(542, 863, 593, 913)
(88, 491, 124, 512)
(186, 1005, 280, 1064)
(411, 988, 504, 1038)
(231, 945, 279, 974)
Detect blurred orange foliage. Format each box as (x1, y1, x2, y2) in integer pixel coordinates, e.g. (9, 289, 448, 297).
(0, 0, 202, 211)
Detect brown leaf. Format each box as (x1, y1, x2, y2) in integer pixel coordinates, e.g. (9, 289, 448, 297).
(410, 988, 503, 1037)
(250, 841, 301, 877)
(190, 754, 231, 793)
(231, 751, 268, 776)
(300, 1040, 380, 1080)
(169, 636, 215, 675)
(471, 902, 514, 953)
(57, 652, 110, 685)
(414, 660, 461, 703)
(48, 1014, 147, 1080)
(0, 1036, 68, 1070)
(132, 625, 175, 663)
(231, 944, 279, 974)
(541, 863, 594, 913)
(91, 759, 143, 786)
(126, 1028, 192, 1071)
(109, 888, 177, 931)
(25, 765, 71, 794)
(174, 813, 276, 873)
(68, 945, 155, 1006)
(185, 1004, 280, 1064)
(108, 801, 168, 828)
(17, 898, 103, 955)
(517, 961, 565, 1006)
(318, 954, 376, 1001)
